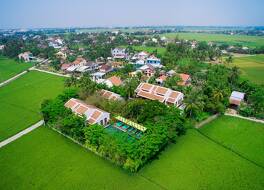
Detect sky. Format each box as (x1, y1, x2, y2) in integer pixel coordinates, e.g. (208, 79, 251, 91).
(0, 0, 264, 29)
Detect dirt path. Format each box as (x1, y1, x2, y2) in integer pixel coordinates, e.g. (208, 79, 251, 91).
(30, 67, 71, 78)
(0, 70, 29, 88)
(0, 120, 44, 148)
(224, 113, 264, 124)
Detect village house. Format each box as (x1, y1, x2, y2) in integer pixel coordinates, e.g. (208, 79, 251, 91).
(56, 51, 67, 60)
(178, 74, 191, 86)
(75, 61, 99, 73)
(99, 89, 123, 101)
(65, 98, 110, 126)
(132, 51, 149, 61)
(135, 83, 184, 107)
(72, 57, 87, 66)
(229, 91, 245, 106)
(102, 76, 123, 88)
(156, 75, 167, 85)
(111, 47, 127, 59)
(18, 51, 34, 62)
(0, 45, 5, 50)
(146, 55, 162, 67)
(109, 61, 124, 69)
(91, 72, 106, 81)
(139, 64, 155, 77)
(129, 70, 142, 78)
(100, 64, 113, 73)
(166, 70, 176, 77)
(61, 63, 72, 71)
(66, 57, 87, 73)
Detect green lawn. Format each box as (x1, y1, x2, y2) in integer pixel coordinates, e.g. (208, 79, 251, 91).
(0, 56, 34, 83)
(231, 54, 264, 84)
(0, 71, 64, 141)
(199, 116, 264, 167)
(162, 32, 264, 48)
(0, 127, 263, 190)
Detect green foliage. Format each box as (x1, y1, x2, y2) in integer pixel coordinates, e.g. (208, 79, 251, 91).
(84, 124, 107, 149)
(43, 90, 187, 172)
(164, 75, 181, 90)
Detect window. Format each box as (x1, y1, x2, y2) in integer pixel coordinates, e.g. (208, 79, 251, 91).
(100, 120, 103, 125)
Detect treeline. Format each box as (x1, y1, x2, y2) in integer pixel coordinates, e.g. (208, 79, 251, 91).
(0, 36, 56, 59)
(238, 81, 264, 119)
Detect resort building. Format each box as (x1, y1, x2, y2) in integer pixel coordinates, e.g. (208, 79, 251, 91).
(65, 98, 110, 126)
(229, 91, 245, 106)
(99, 89, 123, 101)
(135, 83, 184, 107)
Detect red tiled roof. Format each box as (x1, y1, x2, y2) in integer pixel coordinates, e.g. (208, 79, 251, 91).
(65, 99, 77, 109)
(155, 86, 168, 95)
(75, 105, 89, 115)
(73, 57, 85, 65)
(107, 76, 122, 86)
(100, 89, 122, 101)
(141, 83, 153, 91)
(178, 73, 190, 86)
(136, 83, 183, 105)
(157, 75, 167, 81)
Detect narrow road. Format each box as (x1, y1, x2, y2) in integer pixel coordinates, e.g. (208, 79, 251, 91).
(0, 70, 29, 88)
(30, 67, 71, 78)
(225, 113, 264, 124)
(0, 120, 44, 148)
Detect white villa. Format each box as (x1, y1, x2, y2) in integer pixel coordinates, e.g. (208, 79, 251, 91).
(135, 83, 184, 107)
(65, 98, 110, 126)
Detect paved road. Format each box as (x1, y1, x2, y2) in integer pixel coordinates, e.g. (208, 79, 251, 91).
(0, 120, 44, 148)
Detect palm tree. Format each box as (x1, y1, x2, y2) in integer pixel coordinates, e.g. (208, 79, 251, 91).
(229, 66, 240, 86)
(184, 88, 204, 118)
(212, 89, 224, 102)
(124, 77, 139, 99)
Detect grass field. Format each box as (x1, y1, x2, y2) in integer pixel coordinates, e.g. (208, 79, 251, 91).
(231, 54, 264, 84)
(131, 46, 166, 56)
(199, 116, 264, 167)
(0, 71, 64, 141)
(0, 56, 34, 83)
(163, 32, 264, 48)
(0, 126, 263, 190)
